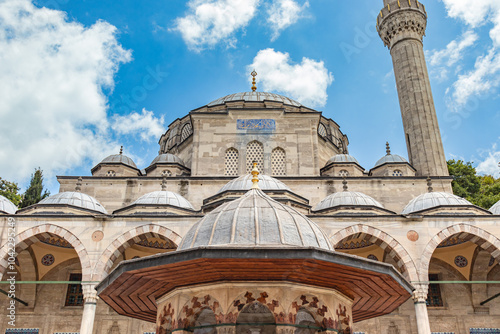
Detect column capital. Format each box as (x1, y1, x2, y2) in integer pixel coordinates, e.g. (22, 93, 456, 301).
(82, 283, 99, 304)
(412, 283, 429, 304)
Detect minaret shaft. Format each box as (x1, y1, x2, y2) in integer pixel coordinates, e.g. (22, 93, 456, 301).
(378, 0, 448, 176)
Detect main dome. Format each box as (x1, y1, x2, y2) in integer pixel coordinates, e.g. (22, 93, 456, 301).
(207, 92, 302, 107)
(39, 192, 108, 214)
(217, 174, 291, 194)
(179, 188, 332, 250)
(0, 195, 17, 214)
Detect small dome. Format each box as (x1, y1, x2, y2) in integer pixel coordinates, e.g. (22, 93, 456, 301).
(489, 200, 500, 214)
(179, 188, 332, 250)
(326, 154, 360, 165)
(314, 191, 383, 211)
(39, 192, 107, 214)
(100, 154, 137, 169)
(133, 191, 194, 210)
(208, 92, 302, 107)
(0, 195, 17, 214)
(150, 153, 185, 166)
(374, 154, 408, 168)
(218, 174, 291, 194)
(402, 192, 473, 215)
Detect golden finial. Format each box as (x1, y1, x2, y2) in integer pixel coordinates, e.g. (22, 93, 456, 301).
(386, 142, 391, 155)
(251, 70, 257, 92)
(119, 146, 123, 155)
(75, 177, 82, 192)
(251, 161, 260, 189)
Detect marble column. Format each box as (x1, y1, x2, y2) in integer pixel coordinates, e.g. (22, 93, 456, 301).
(413, 284, 431, 334)
(80, 283, 98, 334)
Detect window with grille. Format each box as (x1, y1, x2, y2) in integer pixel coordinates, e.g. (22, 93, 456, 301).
(426, 274, 443, 307)
(161, 170, 172, 177)
(246, 141, 264, 173)
(180, 123, 193, 142)
(393, 170, 403, 177)
(339, 170, 349, 177)
(271, 148, 286, 176)
(318, 123, 327, 138)
(106, 170, 116, 177)
(5, 330, 39, 334)
(224, 148, 239, 176)
(470, 329, 500, 334)
(65, 273, 83, 306)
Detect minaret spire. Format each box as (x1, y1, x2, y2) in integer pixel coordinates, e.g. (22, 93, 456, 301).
(377, 0, 448, 177)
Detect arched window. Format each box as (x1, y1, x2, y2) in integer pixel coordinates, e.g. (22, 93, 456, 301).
(339, 170, 349, 177)
(246, 141, 264, 173)
(181, 123, 193, 142)
(224, 148, 239, 176)
(161, 170, 172, 177)
(271, 147, 286, 176)
(318, 123, 327, 138)
(393, 170, 403, 177)
(106, 170, 116, 177)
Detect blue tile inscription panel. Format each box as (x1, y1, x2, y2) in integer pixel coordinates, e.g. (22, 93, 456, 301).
(237, 119, 275, 130)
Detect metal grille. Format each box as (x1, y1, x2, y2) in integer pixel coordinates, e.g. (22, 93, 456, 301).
(106, 170, 116, 177)
(224, 148, 239, 176)
(161, 170, 172, 177)
(271, 148, 286, 176)
(470, 330, 500, 334)
(318, 123, 327, 137)
(246, 141, 263, 173)
(339, 170, 349, 177)
(180, 123, 192, 142)
(5, 330, 39, 334)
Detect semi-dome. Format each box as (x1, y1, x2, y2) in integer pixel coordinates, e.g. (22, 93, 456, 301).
(39, 192, 108, 214)
(179, 188, 332, 250)
(133, 191, 194, 210)
(326, 154, 360, 165)
(0, 195, 17, 214)
(208, 92, 302, 107)
(402, 192, 473, 215)
(149, 153, 185, 166)
(218, 174, 291, 194)
(314, 191, 384, 211)
(489, 200, 500, 214)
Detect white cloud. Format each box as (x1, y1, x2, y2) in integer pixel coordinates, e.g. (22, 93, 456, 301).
(428, 30, 478, 67)
(0, 0, 134, 183)
(476, 143, 500, 177)
(267, 0, 309, 41)
(248, 48, 333, 108)
(172, 0, 260, 52)
(112, 109, 165, 141)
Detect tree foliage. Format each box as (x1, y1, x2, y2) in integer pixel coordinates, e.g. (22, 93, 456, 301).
(0, 177, 22, 206)
(19, 168, 50, 208)
(447, 159, 500, 209)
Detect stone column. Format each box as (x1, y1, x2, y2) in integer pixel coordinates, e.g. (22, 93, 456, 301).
(413, 284, 431, 334)
(377, 0, 448, 177)
(80, 283, 98, 334)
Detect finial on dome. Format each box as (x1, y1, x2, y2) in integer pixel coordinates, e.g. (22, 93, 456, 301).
(251, 161, 260, 189)
(251, 70, 257, 92)
(342, 178, 348, 192)
(427, 176, 433, 193)
(75, 177, 83, 192)
(161, 176, 167, 191)
(386, 142, 391, 155)
(119, 146, 123, 155)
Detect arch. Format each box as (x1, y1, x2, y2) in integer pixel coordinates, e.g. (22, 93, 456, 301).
(236, 301, 276, 334)
(176, 294, 223, 332)
(330, 224, 418, 282)
(419, 224, 500, 281)
(93, 224, 182, 281)
(288, 294, 336, 330)
(226, 290, 284, 324)
(0, 224, 91, 281)
(246, 141, 264, 173)
(224, 147, 239, 176)
(271, 147, 286, 176)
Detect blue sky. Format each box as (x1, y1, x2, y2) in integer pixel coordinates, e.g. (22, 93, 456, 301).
(0, 0, 499, 193)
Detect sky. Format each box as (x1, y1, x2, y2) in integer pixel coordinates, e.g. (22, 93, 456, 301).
(0, 0, 499, 194)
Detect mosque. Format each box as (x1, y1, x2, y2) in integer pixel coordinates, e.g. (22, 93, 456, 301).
(1, 0, 500, 334)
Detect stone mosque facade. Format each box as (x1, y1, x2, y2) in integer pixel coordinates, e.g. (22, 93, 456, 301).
(1, 1, 500, 334)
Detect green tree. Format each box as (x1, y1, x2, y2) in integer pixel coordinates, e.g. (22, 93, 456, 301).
(19, 168, 50, 208)
(0, 177, 22, 206)
(447, 159, 500, 210)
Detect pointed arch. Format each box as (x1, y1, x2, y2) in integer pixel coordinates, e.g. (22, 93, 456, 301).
(93, 224, 181, 281)
(419, 224, 500, 281)
(224, 147, 239, 176)
(0, 224, 91, 281)
(330, 224, 418, 282)
(246, 141, 264, 173)
(271, 147, 286, 176)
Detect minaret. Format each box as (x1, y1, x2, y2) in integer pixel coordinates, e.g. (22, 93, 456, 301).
(377, 0, 448, 176)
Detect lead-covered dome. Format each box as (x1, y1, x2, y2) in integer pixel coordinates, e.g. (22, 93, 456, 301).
(208, 92, 302, 107)
(133, 191, 194, 210)
(218, 174, 291, 194)
(179, 188, 332, 250)
(489, 200, 500, 214)
(374, 154, 408, 168)
(149, 153, 185, 166)
(326, 154, 359, 165)
(0, 195, 17, 214)
(39, 192, 107, 214)
(100, 150, 137, 169)
(402, 192, 473, 215)
(314, 191, 384, 211)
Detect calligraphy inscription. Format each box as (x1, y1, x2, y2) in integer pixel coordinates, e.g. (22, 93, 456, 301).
(237, 119, 276, 130)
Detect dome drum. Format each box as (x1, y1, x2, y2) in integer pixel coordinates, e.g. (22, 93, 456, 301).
(144, 153, 190, 177)
(370, 151, 415, 177)
(321, 154, 365, 177)
(91, 152, 141, 177)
